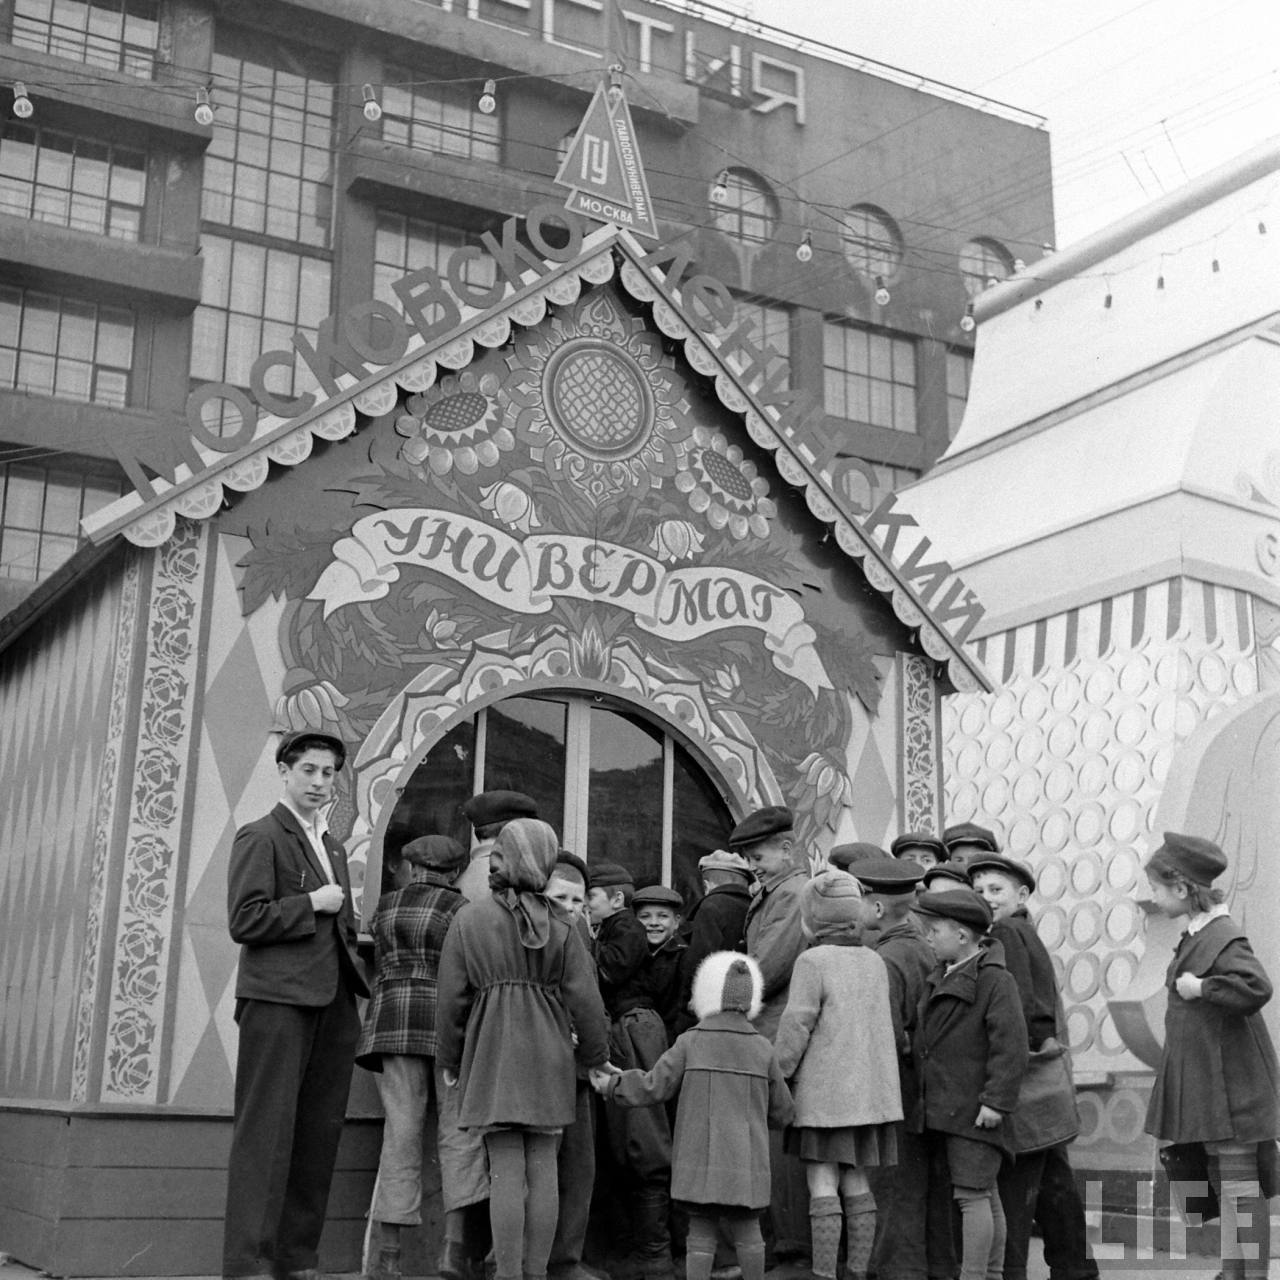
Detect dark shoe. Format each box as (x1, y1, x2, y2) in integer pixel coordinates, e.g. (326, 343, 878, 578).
(439, 1239, 470, 1280)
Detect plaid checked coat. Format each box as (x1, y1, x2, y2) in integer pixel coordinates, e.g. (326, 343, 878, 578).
(356, 871, 467, 1069)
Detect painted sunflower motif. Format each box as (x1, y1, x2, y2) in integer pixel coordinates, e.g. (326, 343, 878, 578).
(395, 369, 514, 476)
(675, 426, 776, 540)
(502, 294, 693, 506)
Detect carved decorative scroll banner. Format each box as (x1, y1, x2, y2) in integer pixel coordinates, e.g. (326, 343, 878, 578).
(310, 508, 833, 696)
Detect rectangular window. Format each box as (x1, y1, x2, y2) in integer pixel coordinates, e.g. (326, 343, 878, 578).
(373, 210, 496, 312)
(0, 123, 147, 241)
(0, 285, 134, 408)
(0, 461, 122, 591)
(822, 321, 917, 433)
(203, 30, 335, 247)
(190, 234, 329, 397)
(715, 296, 790, 387)
(12, 0, 159, 78)
(380, 73, 500, 164)
(946, 349, 974, 440)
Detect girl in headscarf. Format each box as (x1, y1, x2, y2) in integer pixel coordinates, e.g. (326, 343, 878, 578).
(774, 868, 903, 1280)
(436, 818, 609, 1280)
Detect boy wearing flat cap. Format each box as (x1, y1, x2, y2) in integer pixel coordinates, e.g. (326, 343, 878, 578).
(634, 886, 689, 1043)
(854, 859, 950, 1280)
(456, 789, 539, 903)
(589, 864, 675, 1280)
(968, 856, 1095, 1280)
(942, 822, 1000, 871)
(913, 889, 1028, 1280)
(357, 835, 470, 1280)
(890, 833, 947, 871)
(223, 730, 369, 1280)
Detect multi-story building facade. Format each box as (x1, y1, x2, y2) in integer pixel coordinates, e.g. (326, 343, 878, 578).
(0, 0, 1053, 618)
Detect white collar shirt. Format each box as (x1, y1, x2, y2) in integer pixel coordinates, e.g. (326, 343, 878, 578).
(282, 798, 337, 885)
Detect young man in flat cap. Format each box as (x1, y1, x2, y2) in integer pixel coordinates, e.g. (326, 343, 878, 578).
(913, 888, 1027, 1280)
(589, 863, 674, 1280)
(735, 806, 808, 1042)
(223, 730, 369, 1280)
(456, 789, 538, 903)
(854, 858, 953, 1280)
(735, 806, 810, 1256)
(942, 821, 1000, 871)
(968, 855, 1095, 1280)
(827, 840, 886, 873)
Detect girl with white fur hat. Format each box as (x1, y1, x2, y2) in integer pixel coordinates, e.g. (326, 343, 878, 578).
(597, 950, 793, 1280)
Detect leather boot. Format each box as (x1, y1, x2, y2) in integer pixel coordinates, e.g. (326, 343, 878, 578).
(633, 1184, 675, 1280)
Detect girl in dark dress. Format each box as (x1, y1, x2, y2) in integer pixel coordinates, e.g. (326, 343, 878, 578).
(1143, 832, 1279, 1280)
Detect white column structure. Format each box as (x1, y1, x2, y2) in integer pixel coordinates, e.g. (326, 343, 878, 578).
(892, 136, 1280, 1171)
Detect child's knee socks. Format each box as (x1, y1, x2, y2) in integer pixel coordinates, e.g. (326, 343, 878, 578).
(952, 1186, 996, 1280)
(809, 1195, 843, 1279)
(1213, 1149, 1270, 1280)
(684, 1215, 717, 1280)
(841, 1191, 876, 1280)
(725, 1213, 765, 1280)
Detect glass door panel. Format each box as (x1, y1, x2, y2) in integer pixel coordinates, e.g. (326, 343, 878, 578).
(381, 716, 476, 892)
(585, 705, 664, 886)
(671, 741, 735, 909)
(482, 695, 567, 838)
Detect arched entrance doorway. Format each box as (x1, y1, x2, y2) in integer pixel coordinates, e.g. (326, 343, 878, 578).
(380, 691, 734, 905)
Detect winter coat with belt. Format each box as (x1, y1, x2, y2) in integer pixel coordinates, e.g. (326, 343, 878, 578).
(436, 894, 608, 1130)
(911, 945, 1028, 1154)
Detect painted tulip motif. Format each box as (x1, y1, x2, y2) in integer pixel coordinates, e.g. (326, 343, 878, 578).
(480, 480, 541, 534)
(420, 607, 460, 648)
(275, 678, 350, 732)
(797, 751, 854, 833)
(647, 518, 706, 563)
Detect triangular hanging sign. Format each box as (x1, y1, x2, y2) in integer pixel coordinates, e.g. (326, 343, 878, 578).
(554, 82, 659, 241)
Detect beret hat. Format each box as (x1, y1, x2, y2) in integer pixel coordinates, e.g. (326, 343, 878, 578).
(589, 860, 634, 890)
(698, 849, 751, 875)
(462, 790, 538, 828)
(914, 887, 993, 932)
(828, 841, 888, 871)
(855, 856, 925, 895)
(632, 885, 684, 910)
(728, 806, 793, 850)
(922, 864, 970, 890)
(966, 854, 1037, 892)
(1146, 831, 1228, 887)
(943, 822, 1000, 853)
(276, 729, 346, 765)
(891, 832, 947, 861)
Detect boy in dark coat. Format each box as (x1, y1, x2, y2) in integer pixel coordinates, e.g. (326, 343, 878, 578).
(588, 863, 674, 1280)
(855, 857, 955, 1280)
(357, 835, 470, 1280)
(634, 885, 689, 1042)
(600, 952, 794, 1280)
(912, 889, 1028, 1280)
(677, 850, 752, 1022)
(968, 854, 1097, 1280)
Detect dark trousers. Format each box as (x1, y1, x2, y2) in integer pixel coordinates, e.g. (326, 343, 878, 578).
(871, 1123, 953, 1280)
(550, 1078, 597, 1278)
(222, 988, 360, 1277)
(998, 1150, 1049, 1280)
(1035, 1144, 1098, 1280)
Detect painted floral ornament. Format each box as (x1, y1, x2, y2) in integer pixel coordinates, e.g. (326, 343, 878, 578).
(396, 369, 513, 476)
(481, 480, 541, 534)
(647, 518, 705, 563)
(675, 427, 776, 540)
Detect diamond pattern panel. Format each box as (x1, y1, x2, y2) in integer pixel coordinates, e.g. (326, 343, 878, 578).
(167, 531, 288, 1106)
(0, 564, 124, 1099)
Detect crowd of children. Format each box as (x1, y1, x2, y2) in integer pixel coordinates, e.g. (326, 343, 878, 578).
(355, 794, 1277, 1280)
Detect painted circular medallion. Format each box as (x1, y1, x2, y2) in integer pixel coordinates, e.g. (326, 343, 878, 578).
(543, 339, 654, 461)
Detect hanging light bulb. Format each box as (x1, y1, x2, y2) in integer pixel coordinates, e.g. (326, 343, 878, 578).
(710, 169, 729, 204)
(959, 303, 975, 333)
(607, 64, 624, 106)
(1013, 258, 1026, 273)
(796, 231, 813, 263)
(873, 276, 891, 306)
(1211, 257, 1220, 273)
(478, 79, 497, 116)
(194, 86, 214, 126)
(12, 82, 33, 119)
(361, 83, 382, 122)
